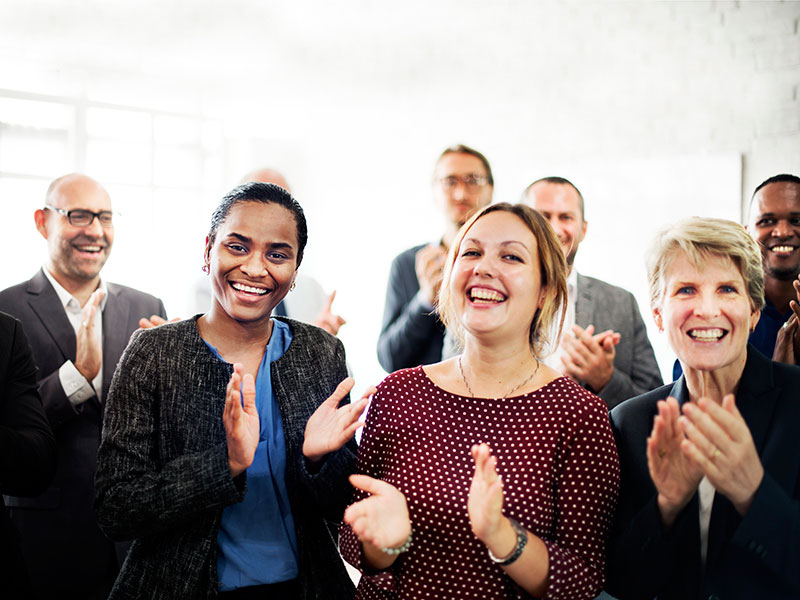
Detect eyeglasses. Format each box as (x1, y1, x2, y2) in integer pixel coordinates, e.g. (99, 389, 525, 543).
(438, 174, 489, 191)
(45, 205, 114, 228)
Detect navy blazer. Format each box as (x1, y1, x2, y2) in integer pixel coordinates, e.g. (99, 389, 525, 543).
(0, 269, 165, 597)
(606, 347, 800, 600)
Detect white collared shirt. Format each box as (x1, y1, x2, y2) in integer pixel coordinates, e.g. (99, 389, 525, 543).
(43, 267, 108, 405)
(544, 268, 578, 372)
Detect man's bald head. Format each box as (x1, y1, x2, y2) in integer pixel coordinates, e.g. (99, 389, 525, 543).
(239, 168, 290, 192)
(45, 173, 110, 210)
(36, 173, 114, 291)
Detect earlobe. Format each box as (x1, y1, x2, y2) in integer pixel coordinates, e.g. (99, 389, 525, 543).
(34, 209, 48, 239)
(653, 308, 663, 332)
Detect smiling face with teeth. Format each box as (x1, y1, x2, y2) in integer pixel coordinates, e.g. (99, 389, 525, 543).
(35, 174, 114, 292)
(654, 252, 759, 377)
(206, 201, 299, 327)
(449, 210, 545, 345)
(748, 180, 800, 282)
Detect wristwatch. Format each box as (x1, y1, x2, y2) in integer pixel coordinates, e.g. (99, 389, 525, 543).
(487, 517, 527, 566)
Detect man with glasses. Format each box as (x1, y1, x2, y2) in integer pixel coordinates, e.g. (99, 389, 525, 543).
(0, 173, 166, 599)
(377, 144, 493, 372)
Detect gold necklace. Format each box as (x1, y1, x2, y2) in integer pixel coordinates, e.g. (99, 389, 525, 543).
(457, 355, 540, 399)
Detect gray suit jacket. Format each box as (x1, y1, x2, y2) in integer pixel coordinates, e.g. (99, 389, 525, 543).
(575, 273, 662, 408)
(0, 268, 165, 596)
(95, 317, 356, 599)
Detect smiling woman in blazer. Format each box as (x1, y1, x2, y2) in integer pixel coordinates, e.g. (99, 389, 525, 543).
(607, 217, 800, 600)
(95, 183, 369, 600)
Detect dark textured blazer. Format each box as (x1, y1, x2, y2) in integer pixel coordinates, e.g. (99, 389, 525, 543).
(0, 269, 166, 596)
(575, 273, 663, 408)
(0, 312, 57, 599)
(94, 316, 357, 600)
(377, 244, 445, 372)
(606, 347, 800, 600)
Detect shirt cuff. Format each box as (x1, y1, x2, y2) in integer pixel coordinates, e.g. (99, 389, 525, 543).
(59, 361, 95, 406)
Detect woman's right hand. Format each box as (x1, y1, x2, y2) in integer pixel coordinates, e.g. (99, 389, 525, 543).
(647, 397, 703, 527)
(344, 474, 411, 564)
(223, 364, 260, 477)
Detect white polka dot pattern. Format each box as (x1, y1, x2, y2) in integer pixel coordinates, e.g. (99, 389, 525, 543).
(340, 367, 620, 599)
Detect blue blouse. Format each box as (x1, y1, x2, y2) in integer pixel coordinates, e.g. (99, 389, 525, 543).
(206, 320, 299, 591)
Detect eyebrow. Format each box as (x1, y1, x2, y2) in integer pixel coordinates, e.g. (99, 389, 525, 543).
(226, 232, 295, 251)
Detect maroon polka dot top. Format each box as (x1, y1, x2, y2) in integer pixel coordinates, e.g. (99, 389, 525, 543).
(340, 366, 620, 599)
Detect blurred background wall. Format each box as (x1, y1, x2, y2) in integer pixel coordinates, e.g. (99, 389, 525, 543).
(1, 0, 799, 388)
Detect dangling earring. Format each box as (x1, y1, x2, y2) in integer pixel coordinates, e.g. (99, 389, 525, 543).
(202, 263, 210, 274)
(290, 281, 296, 292)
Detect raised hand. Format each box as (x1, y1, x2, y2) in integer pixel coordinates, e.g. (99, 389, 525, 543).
(560, 324, 618, 392)
(303, 378, 373, 463)
(223, 364, 260, 477)
(312, 290, 347, 336)
(467, 443, 517, 556)
(680, 395, 764, 515)
(415, 244, 446, 307)
(344, 474, 411, 551)
(647, 397, 703, 527)
(75, 288, 104, 381)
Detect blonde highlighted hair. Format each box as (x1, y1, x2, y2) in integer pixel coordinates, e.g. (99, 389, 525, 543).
(437, 203, 568, 357)
(645, 217, 765, 312)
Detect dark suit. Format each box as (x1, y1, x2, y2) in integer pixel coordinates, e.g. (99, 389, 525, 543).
(0, 312, 57, 599)
(0, 269, 166, 598)
(377, 244, 445, 372)
(575, 274, 662, 408)
(607, 347, 800, 600)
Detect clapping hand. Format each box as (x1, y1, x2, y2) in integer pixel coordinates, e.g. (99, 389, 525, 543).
(679, 395, 764, 516)
(647, 397, 703, 526)
(344, 474, 411, 552)
(223, 364, 260, 477)
(75, 288, 104, 381)
(560, 325, 620, 392)
(303, 378, 373, 463)
(138, 314, 180, 329)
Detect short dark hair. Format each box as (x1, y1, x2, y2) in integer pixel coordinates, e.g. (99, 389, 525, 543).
(207, 182, 308, 266)
(752, 173, 800, 197)
(437, 144, 494, 186)
(523, 176, 586, 221)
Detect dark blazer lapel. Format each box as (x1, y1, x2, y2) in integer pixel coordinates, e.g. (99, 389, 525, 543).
(26, 269, 76, 362)
(575, 273, 595, 328)
(101, 283, 132, 400)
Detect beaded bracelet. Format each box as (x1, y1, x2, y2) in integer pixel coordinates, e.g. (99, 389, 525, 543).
(487, 517, 527, 566)
(380, 529, 413, 555)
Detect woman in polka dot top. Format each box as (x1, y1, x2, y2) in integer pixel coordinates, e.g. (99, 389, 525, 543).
(340, 203, 620, 599)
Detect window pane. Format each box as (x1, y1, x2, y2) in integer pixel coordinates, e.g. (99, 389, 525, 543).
(87, 107, 151, 142)
(86, 140, 151, 184)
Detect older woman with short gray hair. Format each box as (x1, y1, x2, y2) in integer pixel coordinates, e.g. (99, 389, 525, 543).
(606, 217, 800, 600)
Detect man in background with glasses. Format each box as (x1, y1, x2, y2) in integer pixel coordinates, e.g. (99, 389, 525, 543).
(0, 173, 167, 599)
(377, 144, 493, 372)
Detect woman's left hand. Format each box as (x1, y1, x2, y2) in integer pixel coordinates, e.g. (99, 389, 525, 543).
(679, 394, 764, 515)
(303, 378, 373, 463)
